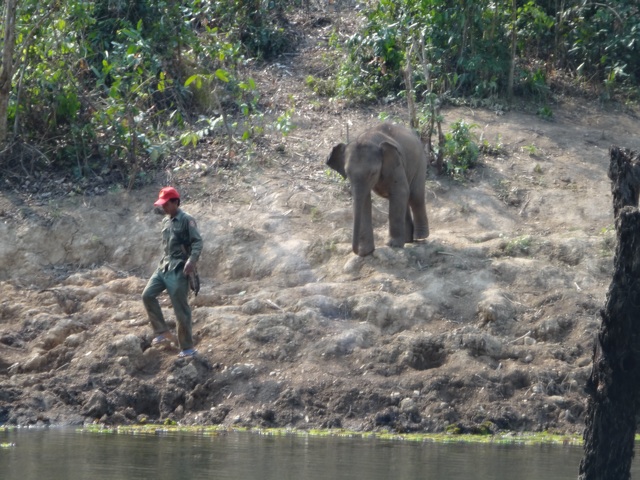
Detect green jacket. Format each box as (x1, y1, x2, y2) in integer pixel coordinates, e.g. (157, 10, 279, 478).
(157, 209, 203, 272)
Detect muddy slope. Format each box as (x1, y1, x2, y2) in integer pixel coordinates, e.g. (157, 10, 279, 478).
(1, 10, 640, 434)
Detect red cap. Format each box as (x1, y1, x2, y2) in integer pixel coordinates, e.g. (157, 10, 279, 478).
(154, 187, 180, 206)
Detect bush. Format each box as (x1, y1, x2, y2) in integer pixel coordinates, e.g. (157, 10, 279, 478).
(442, 120, 479, 178)
(2, 0, 301, 184)
(332, 0, 639, 103)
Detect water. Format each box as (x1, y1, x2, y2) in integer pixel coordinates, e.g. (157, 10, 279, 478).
(0, 428, 635, 480)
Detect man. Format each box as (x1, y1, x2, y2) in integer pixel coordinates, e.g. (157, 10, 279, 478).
(142, 186, 203, 358)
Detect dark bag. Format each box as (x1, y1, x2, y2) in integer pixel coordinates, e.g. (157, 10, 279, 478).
(188, 268, 200, 296)
(181, 244, 200, 296)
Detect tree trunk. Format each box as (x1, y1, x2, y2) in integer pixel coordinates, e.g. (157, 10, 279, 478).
(0, 0, 18, 146)
(508, 0, 517, 102)
(404, 43, 417, 130)
(608, 147, 640, 218)
(579, 147, 640, 480)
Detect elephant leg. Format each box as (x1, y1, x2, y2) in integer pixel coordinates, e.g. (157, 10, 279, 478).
(353, 190, 375, 256)
(404, 207, 414, 243)
(387, 191, 410, 248)
(409, 190, 429, 240)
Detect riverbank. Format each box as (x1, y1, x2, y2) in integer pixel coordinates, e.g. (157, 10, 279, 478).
(1, 8, 640, 436)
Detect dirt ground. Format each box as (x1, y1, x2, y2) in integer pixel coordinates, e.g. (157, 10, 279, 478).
(1, 8, 640, 435)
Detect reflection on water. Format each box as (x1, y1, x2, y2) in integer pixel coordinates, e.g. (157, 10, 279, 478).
(1, 428, 636, 480)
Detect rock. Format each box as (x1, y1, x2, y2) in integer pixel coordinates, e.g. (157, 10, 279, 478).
(399, 334, 447, 370)
(22, 353, 48, 373)
(168, 363, 198, 389)
(343, 255, 365, 274)
(549, 395, 569, 408)
(563, 409, 575, 423)
(462, 333, 504, 358)
(374, 407, 399, 426)
(533, 318, 571, 342)
(38, 319, 85, 350)
(64, 332, 87, 348)
(112, 334, 142, 356)
(350, 291, 437, 332)
(400, 397, 418, 415)
(241, 298, 270, 315)
(314, 324, 377, 357)
(82, 390, 109, 418)
(294, 295, 344, 318)
(372, 247, 408, 267)
(477, 289, 515, 328)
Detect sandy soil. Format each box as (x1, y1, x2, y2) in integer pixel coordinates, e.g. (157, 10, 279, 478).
(1, 8, 640, 434)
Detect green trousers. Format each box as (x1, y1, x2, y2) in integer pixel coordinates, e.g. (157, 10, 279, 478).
(142, 266, 193, 350)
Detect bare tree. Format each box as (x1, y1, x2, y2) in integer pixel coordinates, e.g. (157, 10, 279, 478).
(507, 0, 517, 101)
(0, 0, 60, 149)
(0, 0, 18, 145)
(579, 147, 640, 480)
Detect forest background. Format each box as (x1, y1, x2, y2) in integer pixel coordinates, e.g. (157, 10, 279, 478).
(0, 0, 638, 187)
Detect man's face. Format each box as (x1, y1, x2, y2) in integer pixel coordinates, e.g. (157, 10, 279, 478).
(162, 199, 179, 216)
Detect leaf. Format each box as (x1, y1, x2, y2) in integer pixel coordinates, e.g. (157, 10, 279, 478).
(180, 132, 199, 148)
(185, 75, 203, 89)
(215, 69, 230, 82)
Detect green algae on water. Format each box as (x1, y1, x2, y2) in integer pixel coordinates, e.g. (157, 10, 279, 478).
(81, 424, 587, 446)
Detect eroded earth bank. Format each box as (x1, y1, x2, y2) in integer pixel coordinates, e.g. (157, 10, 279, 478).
(1, 15, 640, 435)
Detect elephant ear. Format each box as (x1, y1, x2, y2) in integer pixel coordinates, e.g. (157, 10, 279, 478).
(327, 143, 347, 179)
(380, 141, 403, 179)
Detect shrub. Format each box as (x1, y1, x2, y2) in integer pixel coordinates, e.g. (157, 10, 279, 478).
(442, 120, 479, 178)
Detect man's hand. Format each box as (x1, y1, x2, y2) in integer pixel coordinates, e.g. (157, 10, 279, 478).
(184, 259, 195, 276)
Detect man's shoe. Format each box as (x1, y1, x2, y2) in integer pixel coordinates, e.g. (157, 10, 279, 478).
(151, 335, 171, 346)
(178, 348, 197, 358)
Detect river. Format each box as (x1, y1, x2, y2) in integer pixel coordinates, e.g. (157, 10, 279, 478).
(1, 428, 636, 479)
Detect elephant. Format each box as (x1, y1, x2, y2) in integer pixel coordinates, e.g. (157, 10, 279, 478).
(327, 122, 430, 256)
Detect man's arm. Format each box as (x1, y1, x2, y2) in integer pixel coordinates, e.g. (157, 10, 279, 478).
(184, 216, 203, 275)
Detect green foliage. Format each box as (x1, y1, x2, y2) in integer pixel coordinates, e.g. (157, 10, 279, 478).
(1, 0, 639, 186)
(275, 107, 296, 137)
(332, 0, 402, 102)
(471, 421, 495, 436)
(519, 67, 550, 100)
(1, 0, 300, 183)
(331, 0, 639, 103)
(205, 0, 294, 60)
(334, 0, 513, 102)
(522, 144, 539, 156)
(537, 105, 553, 120)
(479, 133, 505, 157)
(445, 424, 462, 435)
(305, 75, 337, 97)
(503, 235, 533, 256)
(564, 2, 639, 86)
(442, 120, 479, 178)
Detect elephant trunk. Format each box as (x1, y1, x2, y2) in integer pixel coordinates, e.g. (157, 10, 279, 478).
(352, 188, 375, 256)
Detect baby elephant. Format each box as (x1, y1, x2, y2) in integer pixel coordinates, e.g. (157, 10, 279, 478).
(327, 123, 430, 256)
